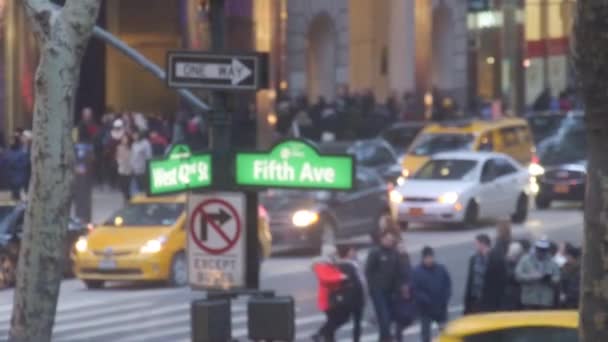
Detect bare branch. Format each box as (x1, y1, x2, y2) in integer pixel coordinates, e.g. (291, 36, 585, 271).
(22, 0, 59, 41)
(60, 0, 102, 38)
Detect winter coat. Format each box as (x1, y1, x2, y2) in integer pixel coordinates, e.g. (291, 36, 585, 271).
(515, 253, 560, 307)
(411, 263, 452, 321)
(502, 258, 522, 310)
(116, 144, 132, 176)
(313, 262, 344, 312)
(560, 261, 580, 309)
(335, 261, 365, 311)
(130, 139, 152, 175)
(365, 246, 402, 293)
(4, 148, 30, 188)
(464, 249, 508, 314)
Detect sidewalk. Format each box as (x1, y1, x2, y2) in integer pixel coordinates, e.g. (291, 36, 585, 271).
(0, 187, 125, 224)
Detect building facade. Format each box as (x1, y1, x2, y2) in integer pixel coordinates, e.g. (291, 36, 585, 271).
(283, 0, 470, 110)
(1, 0, 572, 140)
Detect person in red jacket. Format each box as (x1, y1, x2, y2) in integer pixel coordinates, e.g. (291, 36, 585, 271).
(312, 245, 347, 342)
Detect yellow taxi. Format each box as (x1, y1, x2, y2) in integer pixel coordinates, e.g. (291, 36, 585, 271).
(73, 194, 272, 289)
(438, 310, 577, 342)
(401, 118, 535, 178)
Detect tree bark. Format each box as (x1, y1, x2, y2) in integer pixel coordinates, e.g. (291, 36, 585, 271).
(574, 2, 608, 341)
(9, 1, 100, 341)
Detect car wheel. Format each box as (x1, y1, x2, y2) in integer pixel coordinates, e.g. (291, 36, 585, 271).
(535, 196, 551, 209)
(463, 201, 479, 228)
(168, 252, 188, 287)
(512, 194, 529, 224)
(84, 280, 105, 289)
(0, 254, 16, 288)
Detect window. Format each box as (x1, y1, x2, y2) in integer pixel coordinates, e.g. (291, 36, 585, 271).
(463, 327, 578, 342)
(350, 144, 395, 166)
(494, 158, 518, 177)
(478, 132, 494, 151)
(104, 203, 185, 227)
(410, 133, 475, 156)
(516, 126, 532, 143)
(481, 160, 498, 183)
(500, 127, 520, 147)
(355, 171, 378, 190)
(413, 159, 478, 181)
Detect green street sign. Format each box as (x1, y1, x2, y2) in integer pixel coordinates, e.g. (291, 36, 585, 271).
(148, 145, 212, 195)
(235, 140, 354, 190)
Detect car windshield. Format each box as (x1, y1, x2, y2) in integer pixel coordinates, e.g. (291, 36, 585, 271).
(0, 205, 17, 235)
(413, 159, 478, 181)
(528, 115, 564, 144)
(348, 144, 393, 166)
(409, 133, 474, 156)
(538, 116, 586, 166)
(381, 127, 421, 152)
(104, 203, 184, 227)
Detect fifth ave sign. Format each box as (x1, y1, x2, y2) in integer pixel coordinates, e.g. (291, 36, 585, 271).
(167, 51, 268, 91)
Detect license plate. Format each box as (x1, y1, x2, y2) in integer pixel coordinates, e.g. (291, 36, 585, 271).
(554, 184, 570, 194)
(409, 208, 424, 217)
(98, 259, 116, 270)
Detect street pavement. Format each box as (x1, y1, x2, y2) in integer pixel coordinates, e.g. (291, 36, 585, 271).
(0, 191, 584, 341)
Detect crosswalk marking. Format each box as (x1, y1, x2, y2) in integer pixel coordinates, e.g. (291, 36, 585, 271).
(1, 286, 464, 342)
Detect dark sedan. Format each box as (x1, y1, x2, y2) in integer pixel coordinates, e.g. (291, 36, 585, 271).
(261, 168, 391, 252)
(0, 203, 89, 288)
(380, 122, 425, 159)
(318, 138, 402, 185)
(535, 111, 587, 209)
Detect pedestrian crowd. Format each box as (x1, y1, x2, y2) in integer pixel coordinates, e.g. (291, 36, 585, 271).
(311, 221, 581, 342)
(272, 87, 459, 143)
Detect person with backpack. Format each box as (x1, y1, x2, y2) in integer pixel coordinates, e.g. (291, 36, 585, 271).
(312, 245, 347, 342)
(335, 243, 366, 342)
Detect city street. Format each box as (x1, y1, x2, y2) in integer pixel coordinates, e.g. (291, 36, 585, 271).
(0, 195, 584, 341)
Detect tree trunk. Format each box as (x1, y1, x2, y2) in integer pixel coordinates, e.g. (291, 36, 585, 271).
(9, 1, 100, 341)
(574, 2, 608, 341)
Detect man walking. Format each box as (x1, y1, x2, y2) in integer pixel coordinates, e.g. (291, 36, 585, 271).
(464, 234, 507, 313)
(365, 230, 401, 342)
(412, 246, 452, 342)
(516, 239, 561, 310)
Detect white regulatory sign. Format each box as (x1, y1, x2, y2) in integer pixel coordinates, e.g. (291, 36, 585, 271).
(187, 192, 246, 290)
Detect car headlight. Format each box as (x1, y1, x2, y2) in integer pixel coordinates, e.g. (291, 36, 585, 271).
(75, 237, 88, 253)
(390, 190, 404, 204)
(292, 210, 319, 228)
(140, 236, 167, 254)
(529, 163, 545, 176)
(401, 169, 410, 178)
(438, 192, 459, 204)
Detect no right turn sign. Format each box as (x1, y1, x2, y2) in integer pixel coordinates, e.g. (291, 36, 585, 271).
(187, 192, 246, 289)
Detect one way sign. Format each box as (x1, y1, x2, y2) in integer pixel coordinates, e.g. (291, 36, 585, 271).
(167, 51, 268, 91)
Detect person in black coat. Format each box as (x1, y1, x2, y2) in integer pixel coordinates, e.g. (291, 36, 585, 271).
(365, 230, 401, 342)
(464, 234, 508, 314)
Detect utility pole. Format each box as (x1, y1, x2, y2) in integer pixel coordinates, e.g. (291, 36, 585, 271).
(209, 0, 231, 188)
(208, 0, 259, 289)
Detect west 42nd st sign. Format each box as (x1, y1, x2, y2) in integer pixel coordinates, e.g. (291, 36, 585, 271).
(148, 145, 212, 195)
(235, 140, 355, 190)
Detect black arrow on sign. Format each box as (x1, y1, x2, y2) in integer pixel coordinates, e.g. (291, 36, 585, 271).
(200, 209, 232, 241)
